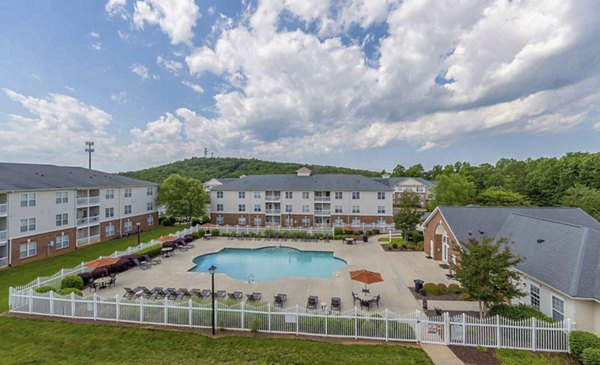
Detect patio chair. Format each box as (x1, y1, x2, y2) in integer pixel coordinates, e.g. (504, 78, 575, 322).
(107, 275, 117, 288)
(151, 287, 166, 300)
(215, 290, 227, 298)
(371, 294, 381, 308)
(274, 294, 287, 307)
(246, 292, 261, 301)
(123, 287, 138, 300)
(331, 297, 341, 311)
(307, 295, 319, 310)
(132, 258, 151, 270)
(228, 291, 243, 300)
(352, 292, 361, 304)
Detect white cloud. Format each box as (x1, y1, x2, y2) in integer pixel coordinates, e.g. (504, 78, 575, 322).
(105, 0, 128, 19)
(132, 0, 200, 46)
(130, 63, 158, 80)
(181, 81, 204, 94)
(89, 42, 102, 51)
(111, 91, 128, 104)
(156, 55, 183, 74)
(90, 32, 100, 38)
(64, 85, 76, 93)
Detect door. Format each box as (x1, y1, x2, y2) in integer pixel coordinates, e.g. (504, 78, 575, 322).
(429, 240, 434, 257)
(442, 243, 449, 263)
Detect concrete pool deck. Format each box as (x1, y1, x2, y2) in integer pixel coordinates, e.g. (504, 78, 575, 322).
(97, 236, 458, 314)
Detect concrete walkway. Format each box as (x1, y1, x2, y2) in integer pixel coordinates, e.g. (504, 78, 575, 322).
(421, 344, 465, 365)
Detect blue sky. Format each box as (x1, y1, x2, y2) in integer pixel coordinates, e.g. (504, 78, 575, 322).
(0, 0, 599, 173)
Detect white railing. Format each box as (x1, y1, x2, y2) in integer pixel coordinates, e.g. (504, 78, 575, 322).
(0, 230, 7, 242)
(265, 209, 281, 214)
(76, 215, 100, 226)
(76, 196, 100, 206)
(7, 290, 572, 352)
(265, 195, 281, 201)
(0, 203, 7, 216)
(76, 234, 101, 245)
(314, 210, 331, 215)
(314, 196, 331, 202)
(199, 224, 396, 235)
(0, 256, 7, 267)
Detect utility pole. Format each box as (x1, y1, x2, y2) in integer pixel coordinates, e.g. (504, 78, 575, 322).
(85, 141, 95, 170)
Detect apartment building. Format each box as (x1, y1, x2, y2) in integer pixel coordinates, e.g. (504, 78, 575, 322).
(210, 167, 394, 228)
(376, 174, 436, 207)
(0, 163, 159, 268)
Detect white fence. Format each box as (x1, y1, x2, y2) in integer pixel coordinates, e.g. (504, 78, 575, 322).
(8, 290, 572, 352)
(205, 224, 396, 235)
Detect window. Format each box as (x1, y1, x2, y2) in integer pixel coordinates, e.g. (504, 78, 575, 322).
(238, 216, 247, 225)
(352, 217, 361, 226)
(377, 192, 385, 200)
(56, 235, 69, 250)
(253, 216, 262, 226)
(124, 188, 132, 198)
(285, 217, 293, 226)
(55, 191, 68, 204)
(20, 193, 36, 207)
(20, 218, 36, 232)
(216, 204, 224, 212)
(552, 296, 564, 321)
(285, 205, 292, 213)
(254, 204, 261, 212)
(302, 205, 310, 213)
(147, 202, 154, 211)
(238, 204, 246, 212)
(124, 205, 132, 215)
(146, 187, 154, 196)
(124, 221, 132, 232)
(302, 216, 310, 226)
(216, 216, 224, 225)
(55, 213, 68, 226)
(253, 191, 261, 199)
(377, 206, 385, 214)
(302, 192, 310, 199)
(530, 284, 540, 310)
(216, 191, 223, 198)
(239, 192, 246, 199)
(352, 205, 360, 213)
(147, 215, 154, 226)
(335, 192, 343, 199)
(105, 189, 114, 200)
(19, 241, 37, 259)
(105, 207, 114, 218)
(352, 192, 360, 200)
(335, 217, 344, 226)
(416, 187, 424, 192)
(334, 205, 343, 213)
(105, 224, 115, 237)
(285, 192, 293, 199)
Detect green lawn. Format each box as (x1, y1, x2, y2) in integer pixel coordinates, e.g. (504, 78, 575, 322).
(0, 225, 434, 365)
(377, 237, 406, 244)
(495, 349, 578, 365)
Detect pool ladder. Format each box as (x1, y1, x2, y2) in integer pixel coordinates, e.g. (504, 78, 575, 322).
(248, 274, 255, 284)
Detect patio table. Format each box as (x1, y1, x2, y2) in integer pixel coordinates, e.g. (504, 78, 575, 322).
(345, 237, 355, 245)
(161, 247, 174, 257)
(204, 234, 212, 240)
(93, 277, 111, 290)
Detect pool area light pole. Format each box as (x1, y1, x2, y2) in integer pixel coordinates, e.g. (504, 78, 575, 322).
(136, 222, 141, 246)
(209, 265, 217, 335)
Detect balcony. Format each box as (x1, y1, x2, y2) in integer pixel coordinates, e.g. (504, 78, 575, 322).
(265, 195, 281, 202)
(77, 234, 100, 245)
(314, 210, 331, 216)
(0, 230, 7, 244)
(76, 196, 100, 207)
(0, 203, 7, 217)
(76, 215, 100, 226)
(314, 196, 331, 202)
(265, 209, 281, 215)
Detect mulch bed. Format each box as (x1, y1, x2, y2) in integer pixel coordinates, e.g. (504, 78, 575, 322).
(409, 287, 467, 301)
(449, 345, 500, 365)
(380, 244, 419, 252)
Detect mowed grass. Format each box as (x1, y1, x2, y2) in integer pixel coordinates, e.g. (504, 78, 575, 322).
(0, 317, 433, 365)
(0, 225, 434, 365)
(495, 349, 579, 365)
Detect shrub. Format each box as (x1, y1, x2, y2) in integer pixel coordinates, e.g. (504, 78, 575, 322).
(372, 229, 380, 235)
(137, 244, 162, 257)
(475, 345, 488, 353)
(191, 218, 202, 226)
(488, 303, 554, 322)
(583, 348, 600, 365)
(459, 293, 471, 301)
(57, 288, 83, 297)
(409, 230, 424, 243)
(334, 227, 344, 236)
(191, 231, 200, 239)
(201, 216, 211, 224)
(447, 284, 461, 294)
(60, 275, 84, 290)
(416, 241, 424, 251)
(570, 331, 600, 361)
(436, 283, 448, 295)
(423, 283, 439, 295)
(392, 243, 398, 249)
(249, 319, 260, 333)
(210, 229, 220, 236)
(161, 216, 175, 226)
(35, 286, 56, 294)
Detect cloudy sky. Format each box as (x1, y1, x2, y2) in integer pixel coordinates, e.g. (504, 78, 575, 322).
(1, 0, 599, 173)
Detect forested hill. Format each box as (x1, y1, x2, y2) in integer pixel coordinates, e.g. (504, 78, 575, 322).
(118, 157, 381, 183)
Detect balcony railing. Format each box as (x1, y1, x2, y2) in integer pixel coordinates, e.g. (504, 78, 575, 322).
(314, 196, 331, 202)
(0, 203, 7, 216)
(76, 215, 100, 226)
(314, 210, 331, 215)
(265, 209, 281, 214)
(265, 195, 281, 201)
(0, 230, 7, 243)
(77, 234, 100, 245)
(76, 196, 100, 206)
(0, 257, 7, 268)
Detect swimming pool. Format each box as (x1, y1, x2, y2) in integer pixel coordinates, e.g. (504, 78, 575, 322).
(189, 247, 347, 281)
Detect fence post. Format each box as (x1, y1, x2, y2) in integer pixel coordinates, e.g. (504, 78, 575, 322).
(49, 290, 54, 316)
(60, 268, 65, 279)
(116, 295, 120, 322)
(140, 297, 144, 323)
(415, 310, 421, 343)
(241, 301, 245, 331)
(385, 309, 388, 342)
(444, 312, 450, 345)
(8, 287, 12, 311)
(28, 289, 33, 314)
(296, 304, 299, 335)
(268, 302, 271, 332)
(532, 317, 536, 351)
(354, 306, 358, 339)
(462, 313, 466, 345)
(325, 308, 328, 337)
(93, 293, 98, 320)
(164, 297, 168, 325)
(71, 292, 75, 318)
(188, 299, 193, 328)
(496, 315, 501, 348)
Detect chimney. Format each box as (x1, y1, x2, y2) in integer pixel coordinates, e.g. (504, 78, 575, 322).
(382, 172, 391, 179)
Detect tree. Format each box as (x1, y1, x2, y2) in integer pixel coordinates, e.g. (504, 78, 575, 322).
(392, 164, 406, 177)
(454, 236, 525, 319)
(404, 164, 425, 178)
(562, 184, 600, 221)
(476, 187, 530, 206)
(156, 174, 209, 222)
(432, 173, 476, 206)
(394, 192, 422, 241)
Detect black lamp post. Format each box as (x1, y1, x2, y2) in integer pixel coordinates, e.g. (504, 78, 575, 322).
(136, 222, 141, 245)
(209, 265, 217, 335)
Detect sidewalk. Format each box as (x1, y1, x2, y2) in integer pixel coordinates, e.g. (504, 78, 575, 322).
(421, 344, 465, 365)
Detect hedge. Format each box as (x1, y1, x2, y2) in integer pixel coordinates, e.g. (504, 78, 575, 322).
(34, 286, 56, 294)
(570, 331, 600, 361)
(583, 348, 600, 365)
(447, 283, 462, 294)
(487, 303, 554, 323)
(60, 275, 84, 290)
(136, 244, 162, 257)
(56, 288, 83, 297)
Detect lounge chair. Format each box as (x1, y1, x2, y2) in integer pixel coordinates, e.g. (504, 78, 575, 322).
(215, 290, 227, 298)
(331, 297, 341, 311)
(165, 287, 179, 300)
(142, 255, 161, 265)
(307, 295, 318, 310)
(123, 287, 138, 300)
(132, 258, 151, 270)
(246, 292, 261, 301)
(138, 286, 153, 299)
(274, 293, 287, 307)
(228, 291, 243, 300)
(151, 287, 166, 300)
(190, 288, 202, 298)
(177, 288, 192, 299)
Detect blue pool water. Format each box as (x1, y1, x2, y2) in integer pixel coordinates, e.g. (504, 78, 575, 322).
(189, 247, 347, 281)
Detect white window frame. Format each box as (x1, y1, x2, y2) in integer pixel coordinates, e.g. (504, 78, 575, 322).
(20, 241, 37, 259)
(254, 204, 261, 212)
(56, 234, 69, 250)
(351, 217, 361, 226)
(352, 192, 360, 200)
(124, 188, 132, 198)
(285, 205, 292, 213)
(377, 206, 385, 214)
(302, 205, 310, 213)
(302, 216, 310, 226)
(238, 204, 246, 212)
(55, 191, 68, 204)
(335, 192, 343, 199)
(352, 205, 360, 214)
(216, 215, 224, 225)
(20, 217, 36, 232)
(216, 204, 224, 212)
(530, 283, 540, 310)
(253, 191, 261, 199)
(285, 192, 293, 199)
(552, 295, 564, 322)
(124, 220, 133, 232)
(238, 216, 247, 225)
(20, 193, 36, 207)
(105, 189, 115, 200)
(124, 205, 132, 215)
(216, 191, 223, 198)
(56, 213, 68, 226)
(253, 216, 261, 226)
(302, 192, 310, 199)
(146, 187, 154, 196)
(105, 224, 115, 237)
(105, 207, 114, 218)
(334, 205, 343, 213)
(147, 202, 154, 211)
(377, 192, 385, 200)
(238, 191, 246, 199)
(147, 215, 154, 226)
(335, 217, 344, 226)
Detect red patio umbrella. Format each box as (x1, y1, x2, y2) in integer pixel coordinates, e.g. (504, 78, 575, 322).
(84, 257, 120, 269)
(350, 269, 384, 292)
(157, 235, 178, 242)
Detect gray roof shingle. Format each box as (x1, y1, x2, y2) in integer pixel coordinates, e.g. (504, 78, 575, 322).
(213, 174, 393, 191)
(0, 162, 157, 192)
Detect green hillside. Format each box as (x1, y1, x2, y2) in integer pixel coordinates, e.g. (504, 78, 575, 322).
(119, 157, 380, 183)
